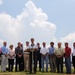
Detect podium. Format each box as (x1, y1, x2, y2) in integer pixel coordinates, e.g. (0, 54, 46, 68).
(26, 48, 37, 73)
(30, 48, 35, 73)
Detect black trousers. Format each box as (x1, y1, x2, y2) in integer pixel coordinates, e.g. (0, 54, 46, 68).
(72, 56, 75, 69)
(36, 57, 41, 71)
(56, 57, 63, 73)
(15, 55, 24, 71)
(8, 59, 14, 71)
(29, 52, 37, 73)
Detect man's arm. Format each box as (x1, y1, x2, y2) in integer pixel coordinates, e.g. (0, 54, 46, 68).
(24, 48, 30, 52)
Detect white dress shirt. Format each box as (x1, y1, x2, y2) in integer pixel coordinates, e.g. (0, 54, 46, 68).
(28, 44, 37, 49)
(72, 48, 75, 56)
(8, 48, 15, 59)
(40, 47, 49, 55)
(28, 44, 38, 52)
(23, 46, 30, 54)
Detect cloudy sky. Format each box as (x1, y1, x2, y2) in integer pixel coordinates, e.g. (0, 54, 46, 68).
(0, 0, 75, 47)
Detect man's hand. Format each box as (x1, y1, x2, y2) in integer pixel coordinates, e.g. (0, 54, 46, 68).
(5, 54, 8, 57)
(57, 55, 62, 58)
(42, 55, 45, 57)
(18, 54, 22, 58)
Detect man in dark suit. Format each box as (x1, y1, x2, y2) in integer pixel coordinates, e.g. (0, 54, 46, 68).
(36, 43, 41, 71)
(15, 42, 24, 72)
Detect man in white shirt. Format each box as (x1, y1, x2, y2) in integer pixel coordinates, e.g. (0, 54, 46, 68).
(72, 42, 75, 74)
(23, 41, 30, 72)
(28, 38, 37, 74)
(40, 42, 49, 72)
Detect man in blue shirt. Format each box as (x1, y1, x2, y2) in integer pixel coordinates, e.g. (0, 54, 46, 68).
(49, 42, 56, 73)
(1, 42, 9, 72)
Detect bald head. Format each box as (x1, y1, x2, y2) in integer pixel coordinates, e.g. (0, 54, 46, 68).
(58, 42, 62, 48)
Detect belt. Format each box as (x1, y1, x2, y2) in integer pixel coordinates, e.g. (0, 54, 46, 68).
(24, 53, 29, 55)
(1, 53, 3, 55)
(1, 53, 7, 55)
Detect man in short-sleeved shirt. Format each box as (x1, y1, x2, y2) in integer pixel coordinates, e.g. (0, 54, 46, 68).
(40, 42, 49, 72)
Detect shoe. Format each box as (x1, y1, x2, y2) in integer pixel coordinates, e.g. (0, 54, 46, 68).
(34, 72, 36, 74)
(61, 72, 63, 73)
(50, 70, 52, 72)
(41, 71, 44, 72)
(46, 71, 48, 72)
(25, 70, 27, 72)
(50, 70, 54, 73)
(66, 72, 71, 74)
(6, 68, 9, 71)
(15, 70, 17, 72)
(29, 72, 32, 74)
(74, 71, 75, 74)
(57, 72, 60, 73)
(39, 69, 41, 72)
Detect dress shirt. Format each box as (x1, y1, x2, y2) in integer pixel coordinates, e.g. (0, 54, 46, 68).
(65, 47, 71, 57)
(48, 47, 55, 55)
(55, 47, 64, 56)
(72, 48, 75, 56)
(1, 46, 9, 54)
(28, 44, 37, 52)
(40, 47, 49, 55)
(37, 47, 41, 56)
(15, 46, 23, 55)
(8, 48, 15, 59)
(23, 46, 30, 54)
(28, 44, 37, 49)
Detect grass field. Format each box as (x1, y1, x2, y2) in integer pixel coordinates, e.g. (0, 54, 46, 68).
(0, 67, 75, 75)
(0, 71, 75, 75)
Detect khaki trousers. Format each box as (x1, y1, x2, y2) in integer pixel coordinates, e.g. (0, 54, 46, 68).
(1, 55, 8, 72)
(50, 56, 56, 72)
(24, 53, 29, 71)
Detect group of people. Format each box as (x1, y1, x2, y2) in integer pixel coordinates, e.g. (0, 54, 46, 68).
(0, 38, 75, 74)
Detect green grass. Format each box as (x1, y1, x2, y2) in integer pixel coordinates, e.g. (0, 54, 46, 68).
(0, 67, 74, 75)
(0, 71, 75, 75)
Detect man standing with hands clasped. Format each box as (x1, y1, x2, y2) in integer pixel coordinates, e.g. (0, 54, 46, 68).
(49, 42, 56, 73)
(15, 42, 24, 72)
(1, 42, 9, 72)
(40, 42, 49, 72)
(55, 42, 64, 73)
(23, 41, 30, 72)
(64, 42, 71, 74)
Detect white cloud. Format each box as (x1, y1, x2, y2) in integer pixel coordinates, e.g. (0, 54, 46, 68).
(0, 12, 18, 45)
(60, 32, 75, 48)
(0, 0, 3, 6)
(60, 33, 75, 42)
(0, 39, 3, 46)
(0, 1, 56, 46)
